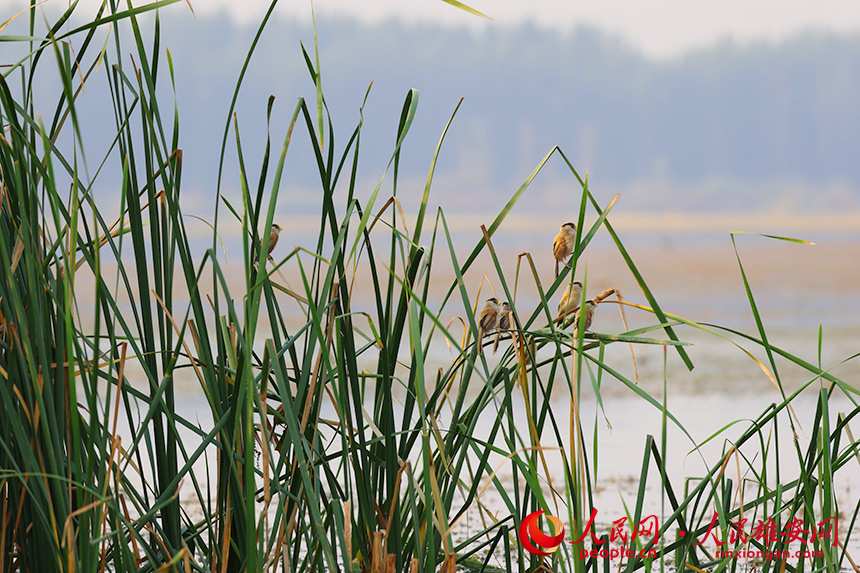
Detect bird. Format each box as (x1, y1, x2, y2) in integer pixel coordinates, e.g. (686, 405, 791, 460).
(476, 297, 501, 354)
(552, 222, 577, 277)
(519, 334, 536, 366)
(255, 223, 282, 264)
(557, 281, 583, 319)
(572, 300, 597, 335)
(493, 301, 513, 354)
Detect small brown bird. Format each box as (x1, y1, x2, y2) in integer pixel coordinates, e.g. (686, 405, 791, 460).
(557, 281, 583, 319)
(493, 301, 513, 354)
(477, 297, 501, 354)
(256, 223, 282, 264)
(572, 300, 597, 335)
(520, 334, 537, 366)
(552, 222, 577, 277)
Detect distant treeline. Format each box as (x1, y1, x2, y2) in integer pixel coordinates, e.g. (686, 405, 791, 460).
(41, 11, 860, 210)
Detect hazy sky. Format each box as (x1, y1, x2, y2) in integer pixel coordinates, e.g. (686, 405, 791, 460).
(3, 0, 859, 57)
(193, 0, 860, 58)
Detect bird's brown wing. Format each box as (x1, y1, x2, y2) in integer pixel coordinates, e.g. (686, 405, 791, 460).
(493, 312, 513, 353)
(267, 231, 280, 256)
(552, 235, 566, 261)
(479, 310, 496, 334)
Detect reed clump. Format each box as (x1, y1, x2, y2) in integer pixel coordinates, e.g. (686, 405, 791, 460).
(1, 2, 857, 572)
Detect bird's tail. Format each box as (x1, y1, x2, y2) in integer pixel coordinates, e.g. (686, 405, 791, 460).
(518, 334, 536, 367)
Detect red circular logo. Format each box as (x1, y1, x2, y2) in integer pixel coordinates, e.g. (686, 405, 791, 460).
(519, 510, 566, 556)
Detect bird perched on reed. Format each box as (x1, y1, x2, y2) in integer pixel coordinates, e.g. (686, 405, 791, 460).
(255, 223, 282, 264)
(476, 297, 501, 354)
(519, 334, 537, 366)
(557, 281, 583, 319)
(552, 222, 577, 277)
(573, 300, 597, 335)
(493, 301, 513, 354)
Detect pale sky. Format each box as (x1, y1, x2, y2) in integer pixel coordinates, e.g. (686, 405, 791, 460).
(4, 0, 860, 57)
(197, 0, 860, 58)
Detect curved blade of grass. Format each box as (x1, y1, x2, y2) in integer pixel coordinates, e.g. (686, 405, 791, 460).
(438, 0, 492, 19)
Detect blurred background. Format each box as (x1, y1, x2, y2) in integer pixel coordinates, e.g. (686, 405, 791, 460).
(4, 0, 860, 523)
(7, 0, 860, 217)
(5, 0, 859, 427)
(4, 2, 858, 375)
